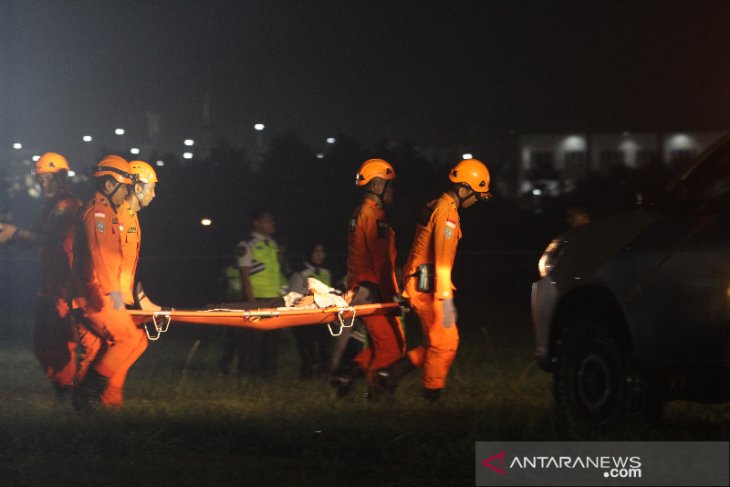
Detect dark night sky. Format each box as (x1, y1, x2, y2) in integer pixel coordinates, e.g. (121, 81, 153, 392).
(3, 0, 730, 159)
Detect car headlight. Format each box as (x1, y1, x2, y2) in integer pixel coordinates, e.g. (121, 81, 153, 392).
(538, 238, 566, 278)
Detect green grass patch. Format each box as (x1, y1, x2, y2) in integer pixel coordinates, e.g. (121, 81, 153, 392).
(1, 313, 728, 486)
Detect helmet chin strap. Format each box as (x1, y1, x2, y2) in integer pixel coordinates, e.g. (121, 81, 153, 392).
(454, 184, 473, 207)
(364, 179, 390, 204)
(106, 182, 124, 210)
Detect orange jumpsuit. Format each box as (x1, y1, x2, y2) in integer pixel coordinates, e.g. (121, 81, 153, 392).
(402, 193, 462, 390)
(74, 193, 147, 407)
(106, 200, 148, 403)
(118, 201, 141, 306)
(32, 193, 84, 390)
(347, 198, 405, 380)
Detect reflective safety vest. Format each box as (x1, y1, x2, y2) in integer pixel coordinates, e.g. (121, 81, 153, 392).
(300, 262, 332, 287)
(249, 238, 282, 298)
(223, 265, 243, 301)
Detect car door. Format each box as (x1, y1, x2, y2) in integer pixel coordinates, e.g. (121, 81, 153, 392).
(624, 139, 730, 367)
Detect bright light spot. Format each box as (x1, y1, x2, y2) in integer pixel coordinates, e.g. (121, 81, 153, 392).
(201, 218, 212, 226)
(115, 128, 125, 135)
(532, 188, 543, 196)
(562, 135, 586, 151)
(130, 148, 140, 155)
(316, 153, 324, 159)
(254, 123, 265, 131)
(462, 153, 473, 160)
(68, 170, 76, 177)
(83, 135, 93, 142)
(184, 139, 195, 146)
(669, 133, 693, 149)
(183, 152, 193, 159)
(326, 137, 336, 144)
(156, 160, 165, 167)
(13, 143, 22, 149)
(32, 155, 41, 162)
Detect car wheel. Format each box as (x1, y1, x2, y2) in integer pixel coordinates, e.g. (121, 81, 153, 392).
(553, 320, 632, 427)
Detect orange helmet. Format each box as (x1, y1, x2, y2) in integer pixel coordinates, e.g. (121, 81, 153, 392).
(34, 152, 70, 175)
(449, 159, 492, 200)
(355, 158, 396, 186)
(129, 160, 158, 184)
(94, 155, 133, 184)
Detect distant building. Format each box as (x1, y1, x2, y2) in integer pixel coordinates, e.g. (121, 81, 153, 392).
(517, 131, 727, 197)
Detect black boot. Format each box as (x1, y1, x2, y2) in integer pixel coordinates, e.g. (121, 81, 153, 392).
(422, 388, 442, 403)
(376, 356, 415, 396)
(72, 368, 107, 411)
(52, 382, 73, 402)
(329, 361, 363, 398)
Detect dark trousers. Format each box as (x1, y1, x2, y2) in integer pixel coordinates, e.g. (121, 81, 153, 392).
(220, 298, 283, 377)
(292, 324, 328, 378)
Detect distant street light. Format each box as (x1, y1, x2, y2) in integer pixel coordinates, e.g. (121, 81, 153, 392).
(201, 218, 212, 226)
(183, 152, 193, 159)
(130, 148, 140, 155)
(156, 160, 165, 167)
(326, 137, 336, 144)
(32, 155, 40, 161)
(68, 170, 76, 177)
(254, 123, 265, 131)
(184, 139, 194, 146)
(462, 153, 473, 159)
(83, 135, 93, 142)
(12, 143, 22, 149)
(115, 128, 125, 135)
(316, 153, 324, 159)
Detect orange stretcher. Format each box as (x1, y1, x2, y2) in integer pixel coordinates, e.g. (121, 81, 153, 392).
(128, 302, 401, 340)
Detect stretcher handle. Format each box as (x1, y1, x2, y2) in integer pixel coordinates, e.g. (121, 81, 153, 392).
(143, 311, 171, 341)
(327, 307, 356, 337)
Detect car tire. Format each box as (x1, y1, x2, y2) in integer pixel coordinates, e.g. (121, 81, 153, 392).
(553, 318, 635, 427)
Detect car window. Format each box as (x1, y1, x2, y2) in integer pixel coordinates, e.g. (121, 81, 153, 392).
(678, 141, 730, 212)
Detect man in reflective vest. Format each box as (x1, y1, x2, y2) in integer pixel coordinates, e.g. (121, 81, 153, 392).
(378, 159, 493, 402)
(221, 209, 285, 376)
(333, 158, 405, 397)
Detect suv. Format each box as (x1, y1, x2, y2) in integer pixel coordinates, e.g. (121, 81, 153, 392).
(532, 134, 730, 425)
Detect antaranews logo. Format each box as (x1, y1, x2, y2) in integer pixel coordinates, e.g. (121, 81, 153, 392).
(481, 452, 506, 475)
(480, 451, 642, 479)
(477, 441, 728, 487)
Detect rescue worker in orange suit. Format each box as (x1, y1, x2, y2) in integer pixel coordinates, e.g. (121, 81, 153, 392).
(332, 158, 405, 397)
(101, 160, 160, 404)
(119, 160, 160, 310)
(377, 159, 493, 402)
(0, 152, 93, 398)
(72, 155, 148, 410)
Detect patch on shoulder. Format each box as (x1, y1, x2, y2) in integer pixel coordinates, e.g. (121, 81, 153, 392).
(96, 221, 105, 233)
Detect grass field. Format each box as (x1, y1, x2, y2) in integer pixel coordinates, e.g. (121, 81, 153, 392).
(1, 303, 729, 487)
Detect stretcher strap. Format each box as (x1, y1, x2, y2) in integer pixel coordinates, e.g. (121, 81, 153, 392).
(327, 307, 356, 337)
(144, 311, 172, 341)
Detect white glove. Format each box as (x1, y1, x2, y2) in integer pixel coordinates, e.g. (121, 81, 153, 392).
(441, 299, 457, 328)
(110, 290, 124, 311)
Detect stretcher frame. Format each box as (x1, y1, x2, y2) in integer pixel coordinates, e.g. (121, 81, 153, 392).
(128, 302, 401, 340)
